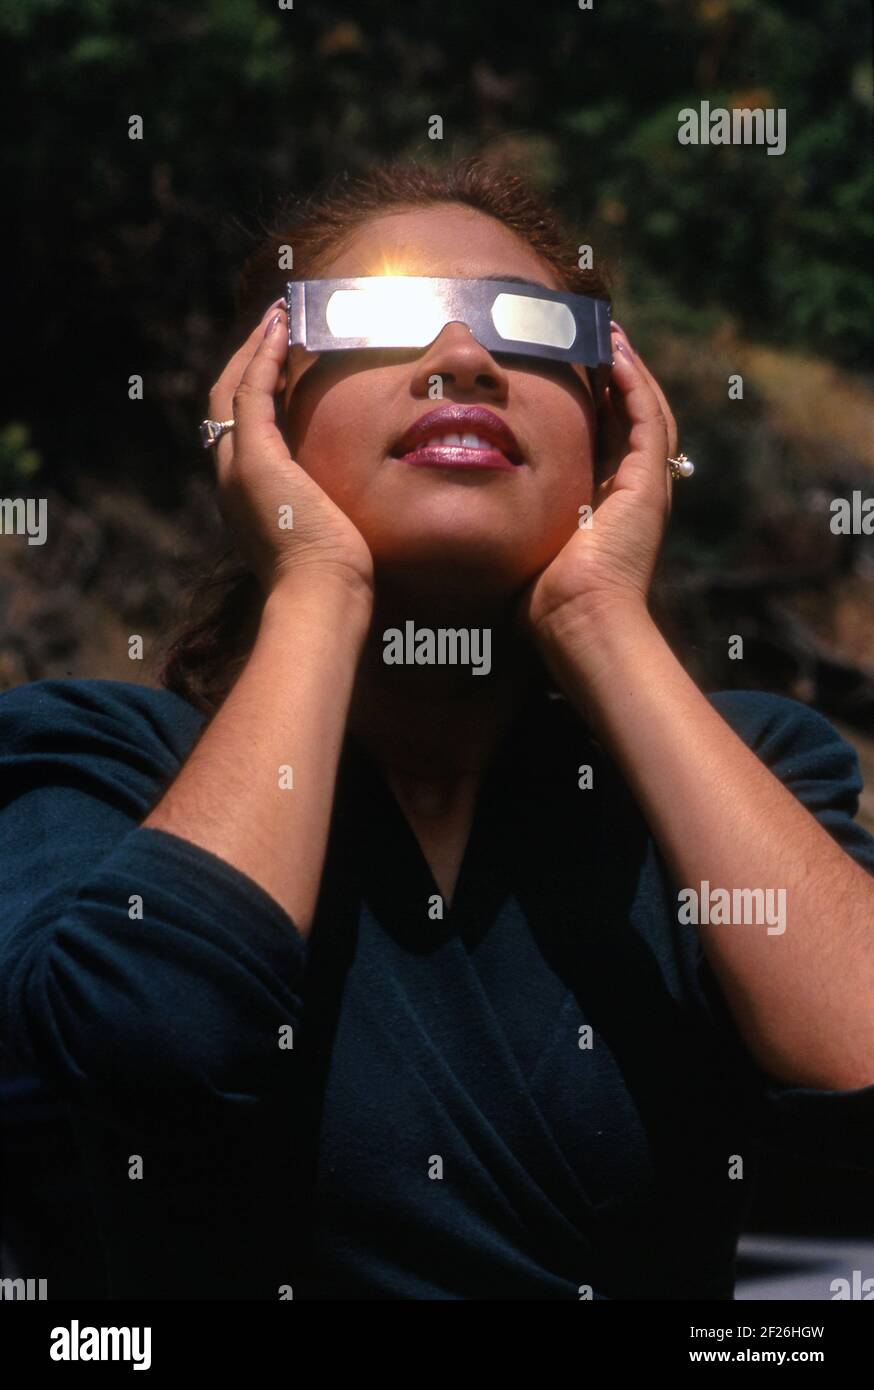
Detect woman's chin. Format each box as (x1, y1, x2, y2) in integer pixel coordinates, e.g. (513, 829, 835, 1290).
(368, 544, 540, 608)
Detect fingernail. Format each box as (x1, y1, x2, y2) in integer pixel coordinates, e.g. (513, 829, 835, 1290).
(264, 309, 283, 339)
(610, 320, 634, 356)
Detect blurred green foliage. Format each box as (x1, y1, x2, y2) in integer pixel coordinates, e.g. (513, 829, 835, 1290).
(0, 423, 42, 489)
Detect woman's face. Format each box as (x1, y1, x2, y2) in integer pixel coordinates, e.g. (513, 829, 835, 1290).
(280, 203, 597, 603)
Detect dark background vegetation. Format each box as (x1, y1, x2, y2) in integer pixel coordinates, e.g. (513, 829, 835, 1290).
(1, 0, 873, 1284)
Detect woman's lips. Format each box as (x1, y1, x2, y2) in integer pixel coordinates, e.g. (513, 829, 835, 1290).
(390, 405, 525, 471)
(398, 444, 518, 471)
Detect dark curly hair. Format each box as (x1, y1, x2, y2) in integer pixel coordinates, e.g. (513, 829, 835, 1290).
(157, 154, 612, 716)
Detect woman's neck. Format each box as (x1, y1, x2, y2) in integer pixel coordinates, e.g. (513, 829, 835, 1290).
(347, 584, 541, 786)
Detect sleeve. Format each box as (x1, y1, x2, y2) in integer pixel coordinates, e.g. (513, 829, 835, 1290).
(700, 690, 874, 1173)
(0, 679, 308, 1121)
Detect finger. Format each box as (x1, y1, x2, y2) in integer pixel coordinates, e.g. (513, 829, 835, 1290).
(209, 297, 286, 421)
(639, 362, 678, 460)
(607, 330, 670, 502)
(208, 297, 286, 469)
(611, 321, 678, 457)
(594, 385, 628, 483)
(224, 305, 292, 483)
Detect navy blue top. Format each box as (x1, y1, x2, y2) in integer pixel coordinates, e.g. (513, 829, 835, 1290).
(1, 677, 873, 1300)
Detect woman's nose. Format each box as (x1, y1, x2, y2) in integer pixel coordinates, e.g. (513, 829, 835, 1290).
(412, 321, 508, 397)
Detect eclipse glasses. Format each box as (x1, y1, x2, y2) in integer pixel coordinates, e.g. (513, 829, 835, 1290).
(285, 276, 613, 393)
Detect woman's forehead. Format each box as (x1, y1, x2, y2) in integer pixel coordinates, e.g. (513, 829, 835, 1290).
(319, 205, 564, 291)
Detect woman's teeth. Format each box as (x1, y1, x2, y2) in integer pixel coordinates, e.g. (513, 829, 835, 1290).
(423, 433, 494, 449)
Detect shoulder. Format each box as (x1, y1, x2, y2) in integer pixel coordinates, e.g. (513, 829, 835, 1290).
(543, 686, 866, 814)
(705, 688, 863, 789)
(706, 687, 846, 748)
(0, 677, 207, 772)
(542, 685, 850, 759)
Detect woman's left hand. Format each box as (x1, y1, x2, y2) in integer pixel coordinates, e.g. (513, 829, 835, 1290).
(518, 323, 679, 645)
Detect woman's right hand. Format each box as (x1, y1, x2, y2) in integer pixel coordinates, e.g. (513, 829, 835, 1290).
(208, 299, 375, 604)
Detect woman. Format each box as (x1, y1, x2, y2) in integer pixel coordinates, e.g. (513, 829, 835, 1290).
(2, 157, 873, 1301)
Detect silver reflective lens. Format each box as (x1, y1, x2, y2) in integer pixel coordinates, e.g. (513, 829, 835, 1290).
(325, 278, 447, 346)
(490, 293, 577, 350)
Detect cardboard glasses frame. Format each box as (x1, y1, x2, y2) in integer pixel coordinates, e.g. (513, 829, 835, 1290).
(284, 276, 613, 396)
